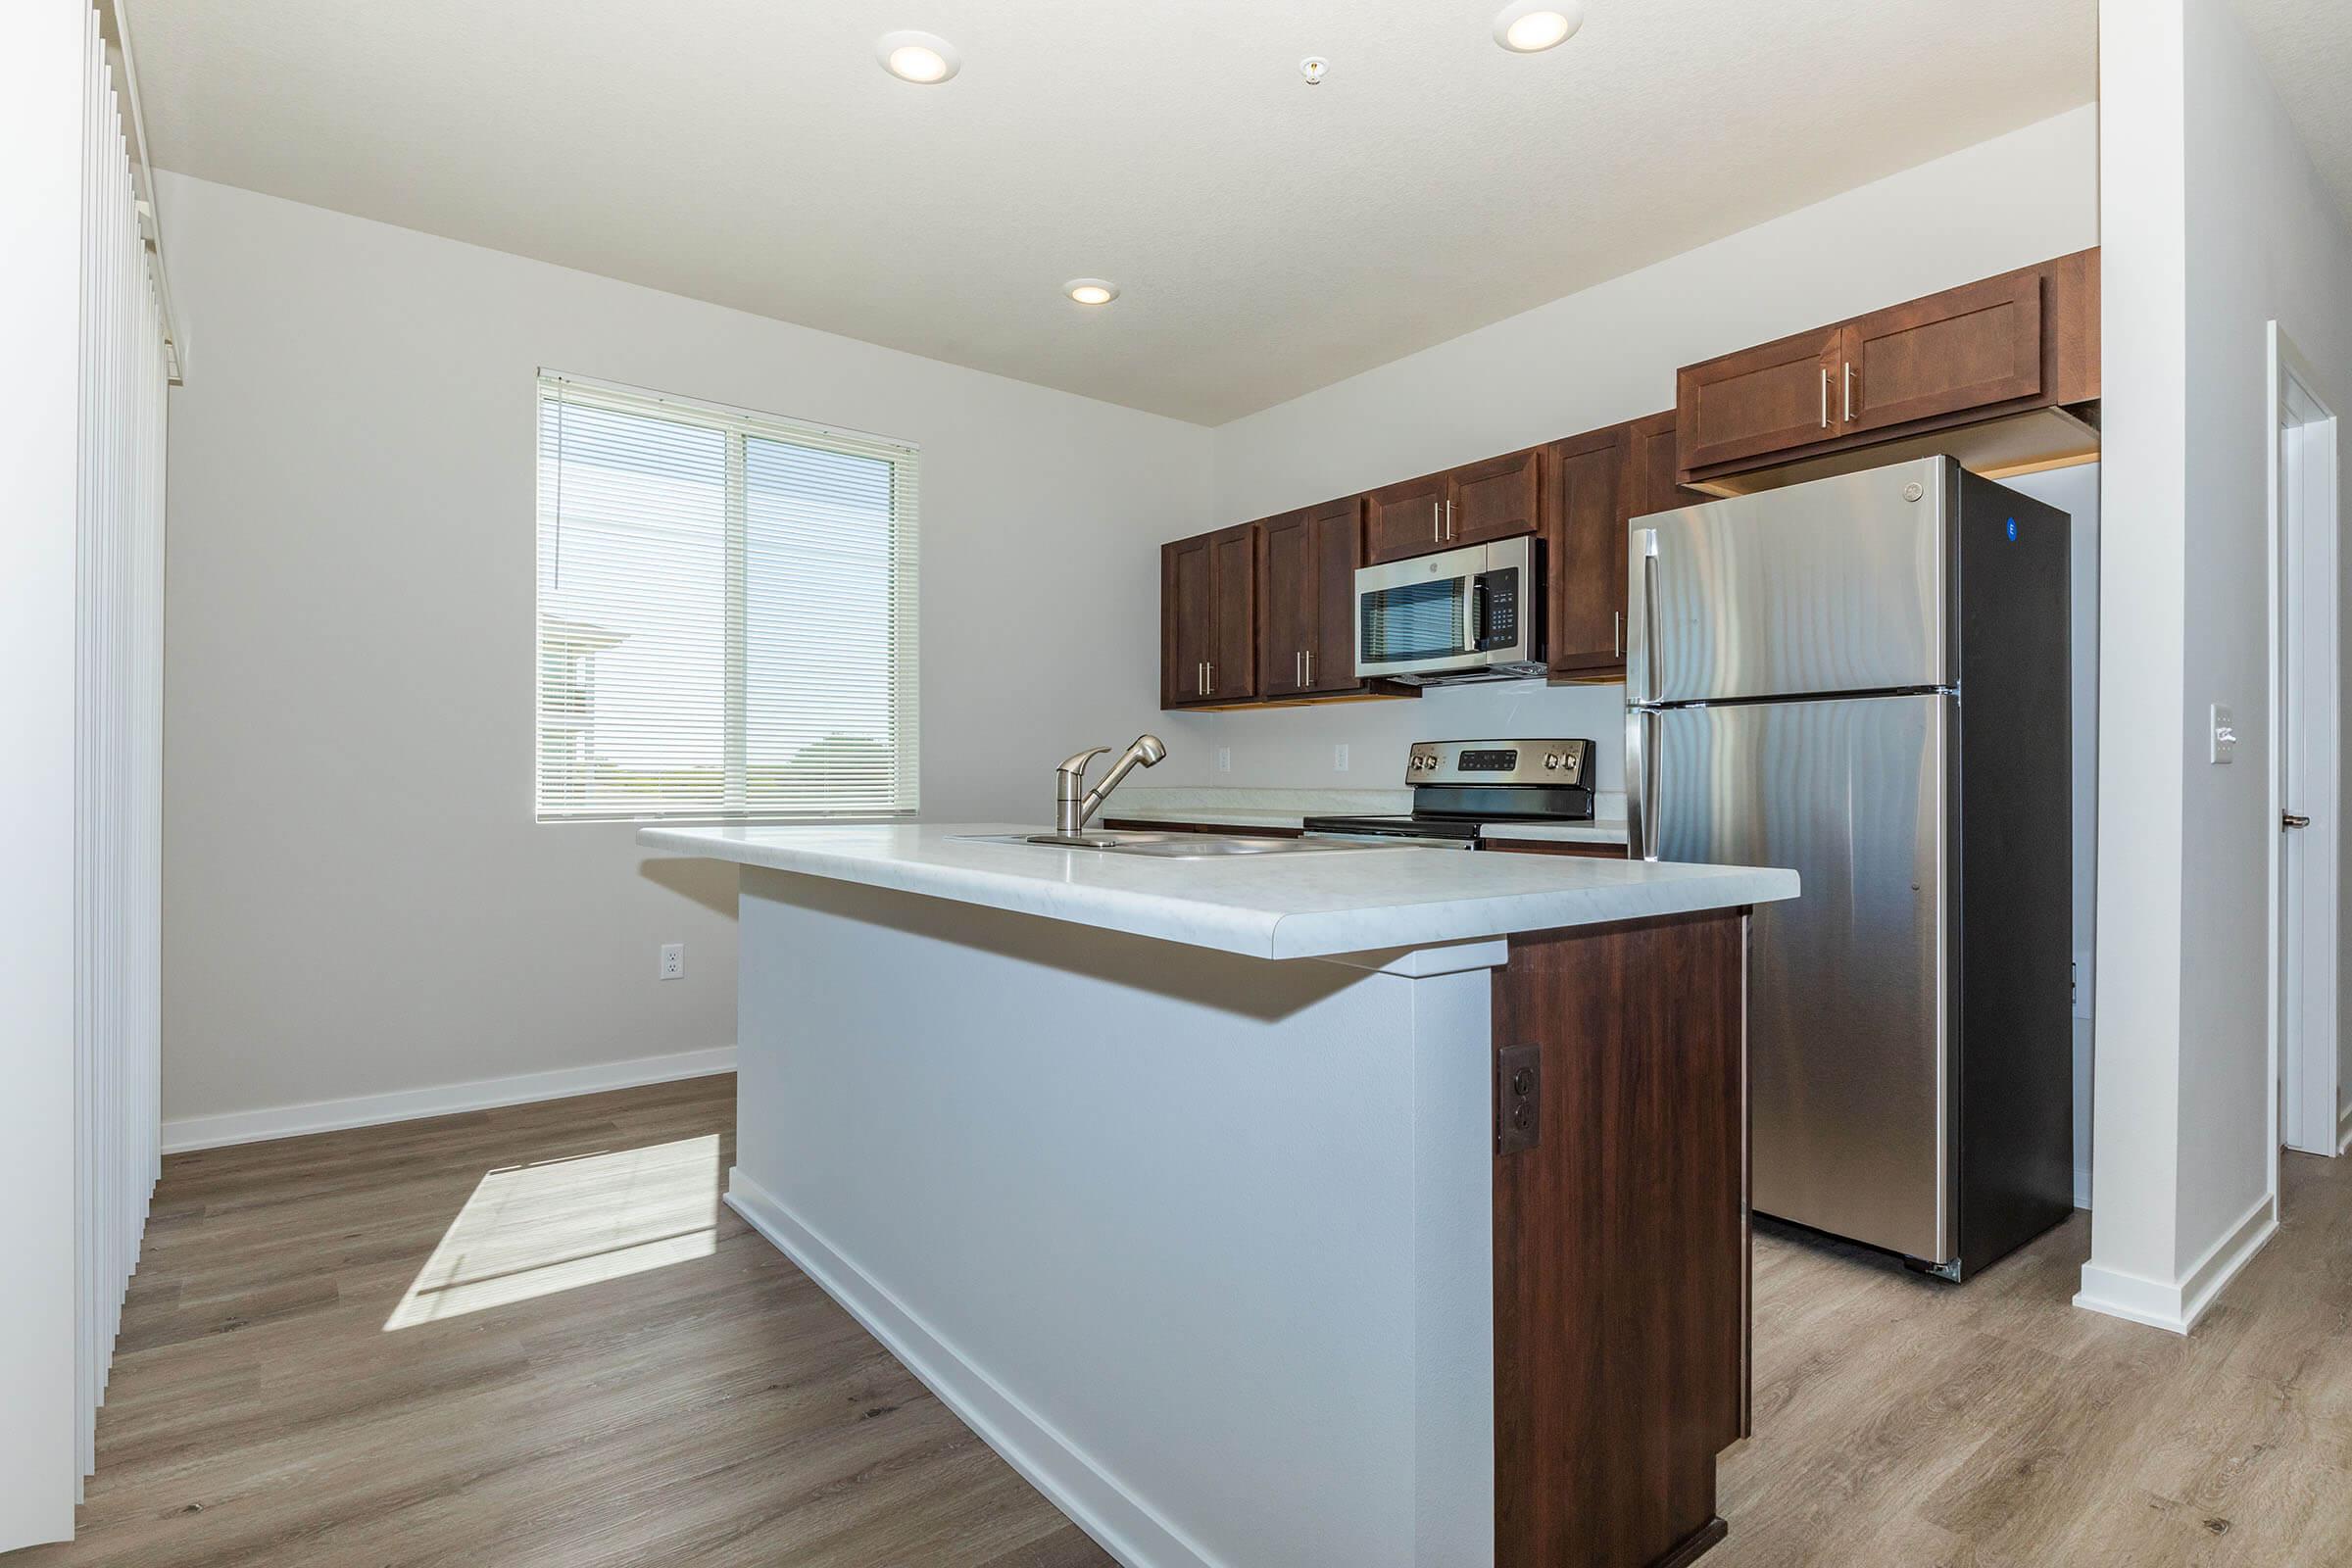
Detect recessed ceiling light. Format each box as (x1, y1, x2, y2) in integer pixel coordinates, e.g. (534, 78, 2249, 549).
(1064, 278, 1119, 306)
(877, 30, 959, 84)
(1493, 1, 1583, 53)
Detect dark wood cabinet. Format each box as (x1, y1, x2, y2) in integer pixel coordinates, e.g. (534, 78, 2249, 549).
(1449, 446, 1544, 549)
(1494, 908, 1749, 1568)
(1161, 523, 1257, 707)
(1546, 425, 1628, 679)
(1363, 471, 1451, 565)
(1840, 270, 2042, 434)
(1675, 248, 2099, 489)
(1257, 498, 1363, 697)
(1627, 410, 1708, 520)
(1675, 325, 1845, 473)
(1544, 413, 1705, 684)
(1363, 447, 1545, 565)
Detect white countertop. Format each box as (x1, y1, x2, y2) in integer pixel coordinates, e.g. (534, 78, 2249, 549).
(1101, 785, 1632, 846)
(641, 821, 1794, 961)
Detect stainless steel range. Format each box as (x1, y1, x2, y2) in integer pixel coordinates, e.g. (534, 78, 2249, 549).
(1303, 739, 1595, 848)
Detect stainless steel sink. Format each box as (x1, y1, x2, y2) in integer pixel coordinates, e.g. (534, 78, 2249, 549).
(955, 831, 1405, 859)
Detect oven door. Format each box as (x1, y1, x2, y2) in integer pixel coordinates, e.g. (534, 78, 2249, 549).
(1354, 537, 1533, 679)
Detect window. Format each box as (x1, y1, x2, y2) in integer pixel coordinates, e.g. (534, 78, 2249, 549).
(534, 372, 919, 821)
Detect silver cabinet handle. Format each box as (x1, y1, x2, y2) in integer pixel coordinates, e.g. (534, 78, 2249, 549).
(1843, 361, 1854, 422)
(1432, 500, 1441, 543)
(1446, 499, 1454, 540)
(1295, 650, 1303, 687)
(1614, 610, 1623, 659)
(1820, 367, 1830, 429)
(1304, 648, 1314, 685)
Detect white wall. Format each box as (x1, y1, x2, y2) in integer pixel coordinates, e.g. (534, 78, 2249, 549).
(2082, 0, 2352, 1331)
(1162, 105, 2100, 797)
(156, 172, 1209, 1136)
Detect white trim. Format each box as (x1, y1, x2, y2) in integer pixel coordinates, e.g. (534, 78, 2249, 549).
(160, 1047, 737, 1154)
(2073, 1191, 2277, 1335)
(2338, 1100, 2351, 1155)
(726, 1170, 1216, 1568)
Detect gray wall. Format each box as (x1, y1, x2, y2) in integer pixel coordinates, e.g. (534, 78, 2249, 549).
(157, 172, 1209, 1134)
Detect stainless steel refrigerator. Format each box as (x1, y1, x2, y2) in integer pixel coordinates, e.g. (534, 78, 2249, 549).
(1625, 456, 2073, 1280)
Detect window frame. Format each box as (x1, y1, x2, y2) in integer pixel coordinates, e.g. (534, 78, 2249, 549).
(532, 369, 921, 825)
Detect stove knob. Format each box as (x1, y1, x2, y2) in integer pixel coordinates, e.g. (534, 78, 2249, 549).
(1544, 753, 1563, 769)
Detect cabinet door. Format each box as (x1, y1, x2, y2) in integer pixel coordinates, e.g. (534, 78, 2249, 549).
(1205, 523, 1258, 702)
(1626, 411, 1706, 521)
(1162, 533, 1215, 706)
(1547, 427, 1628, 679)
(1448, 446, 1544, 548)
(1363, 471, 1451, 565)
(1839, 271, 2043, 435)
(1674, 325, 1844, 474)
(1256, 510, 1314, 697)
(1304, 498, 1363, 692)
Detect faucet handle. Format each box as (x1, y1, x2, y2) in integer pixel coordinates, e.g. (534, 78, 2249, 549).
(1056, 746, 1111, 779)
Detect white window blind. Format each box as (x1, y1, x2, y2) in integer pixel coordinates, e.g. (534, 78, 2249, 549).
(535, 372, 919, 821)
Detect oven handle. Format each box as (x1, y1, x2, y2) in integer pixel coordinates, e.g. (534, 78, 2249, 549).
(1302, 829, 1477, 851)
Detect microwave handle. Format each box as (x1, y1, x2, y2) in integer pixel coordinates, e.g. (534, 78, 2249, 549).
(1463, 571, 1483, 654)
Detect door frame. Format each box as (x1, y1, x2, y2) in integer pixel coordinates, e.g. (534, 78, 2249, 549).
(2268, 321, 2342, 1164)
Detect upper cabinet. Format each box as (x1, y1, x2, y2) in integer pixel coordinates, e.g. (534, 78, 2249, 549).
(1675, 248, 2099, 491)
(1546, 412, 1707, 683)
(1160, 249, 2100, 705)
(1258, 499, 1365, 698)
(1162, 523, 1258, 707)
(1363, 445, 1544, 565)
(1675, 325, 1848, 474)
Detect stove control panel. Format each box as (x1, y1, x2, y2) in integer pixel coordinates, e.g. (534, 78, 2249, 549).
(1405, 738, 1592, 787)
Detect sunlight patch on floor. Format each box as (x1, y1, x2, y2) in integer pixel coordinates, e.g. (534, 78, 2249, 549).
(385, 1134, 720, 1330)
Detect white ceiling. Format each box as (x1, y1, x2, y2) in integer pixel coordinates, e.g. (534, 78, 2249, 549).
(2230, 0, 2352, 225)
(129, 0, 2094, 424)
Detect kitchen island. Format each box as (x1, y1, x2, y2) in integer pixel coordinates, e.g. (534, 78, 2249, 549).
(640, 822, 1797, 1568)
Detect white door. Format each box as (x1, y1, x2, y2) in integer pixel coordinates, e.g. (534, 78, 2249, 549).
(2271, 323, 2342, 1161)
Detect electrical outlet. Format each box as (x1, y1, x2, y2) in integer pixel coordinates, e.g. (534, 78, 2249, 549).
(1333, 744, 1349, 773)
(659, 943, 684, 981)
(1216, 746, 1232, 773)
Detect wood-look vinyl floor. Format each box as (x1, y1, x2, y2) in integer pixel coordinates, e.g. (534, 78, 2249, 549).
(13, 1076, 2349, 1567)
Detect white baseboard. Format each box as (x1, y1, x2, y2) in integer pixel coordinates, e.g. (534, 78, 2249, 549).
(2073, 1191, 2277, 1336)
(161, 1046, 737, 1153)
(2339, 1101, 2351, 1155)
(725, 1171, 1213, 1568)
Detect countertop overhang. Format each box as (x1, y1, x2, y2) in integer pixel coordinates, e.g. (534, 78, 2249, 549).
(640, 822, 1798, 961)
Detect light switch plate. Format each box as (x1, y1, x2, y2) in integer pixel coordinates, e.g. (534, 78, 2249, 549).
(1333, 744, 1349, 773)
(1216, 746, 1231, 773)
(2210, 704, 2237, 765)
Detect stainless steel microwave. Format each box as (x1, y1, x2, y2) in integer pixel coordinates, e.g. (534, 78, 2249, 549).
(1354, 536, 1544, 684)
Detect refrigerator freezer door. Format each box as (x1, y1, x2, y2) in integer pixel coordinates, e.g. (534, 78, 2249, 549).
(1628, 458, 1949, 706)
(1640, 693, 1952, 1263)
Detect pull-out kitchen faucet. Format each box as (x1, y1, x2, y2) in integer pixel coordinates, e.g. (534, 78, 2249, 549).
(1052, 735, 1167, 838)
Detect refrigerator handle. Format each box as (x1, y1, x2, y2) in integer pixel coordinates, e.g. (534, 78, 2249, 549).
(1630, 528, 1662, 707)
(1625, 707, 1659, 861)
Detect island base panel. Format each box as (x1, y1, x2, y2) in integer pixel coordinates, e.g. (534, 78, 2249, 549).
(1493, 908, 1748, 1568)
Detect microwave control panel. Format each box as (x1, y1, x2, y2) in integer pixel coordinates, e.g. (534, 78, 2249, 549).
(1473, 566, 1521, 652)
